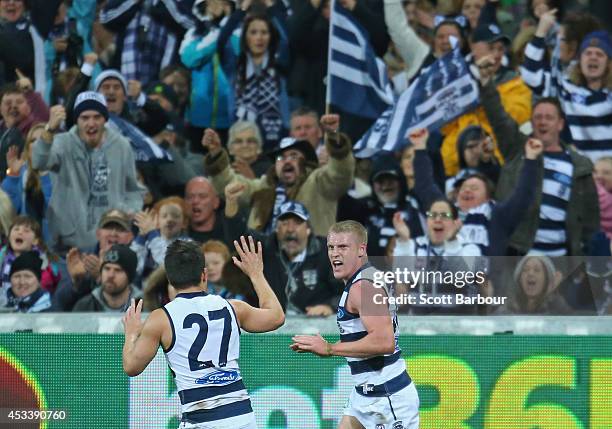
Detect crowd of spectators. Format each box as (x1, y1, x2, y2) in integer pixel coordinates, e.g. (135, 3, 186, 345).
(0, 0, 610, 316)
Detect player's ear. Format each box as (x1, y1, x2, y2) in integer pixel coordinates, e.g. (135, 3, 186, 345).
(201, 268, 207, 284)
(358, 243, 366, 257)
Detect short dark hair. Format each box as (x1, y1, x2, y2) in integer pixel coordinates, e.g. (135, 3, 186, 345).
(429, 198, 459, 220)
(290, 106, 319, 121)
(0, 83, 24, 102)
(164, 240, 205, 289)
(533, 97, 565, 120)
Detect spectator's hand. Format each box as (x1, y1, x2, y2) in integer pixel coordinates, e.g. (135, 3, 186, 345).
(240, 0, 253, 11)
(310, 0, 322, 9)
(535, 8, 557, 37)
(225, 181, 246, 201)
(392, 212, 411, 242)
(320, 114, 340, 134)
(525, 138, 543, 160)
(225, 181, 246, 217)
(201, 128, 222, 156)
(6, 146, 24, 176)
(232, 236, 264, 279)
(231, 159, 256, 179)
(82, 254, 101, 279)
(408, 128, 428, 150)
(66, 248, 87, 285)
(305, 304, 334, 317)
(339, 0, 356, 10)
(481, 136, 495, 162)
(53, 37, 68, 53)
(476, 54, 495, 86)
(47, 105, 67, 133)
(83, 52, 98, 66)
(15, 69, 32, 92)
(127, 79, 142, 100)
(415, 8, 434, 29)
(134, 209, 158, 236)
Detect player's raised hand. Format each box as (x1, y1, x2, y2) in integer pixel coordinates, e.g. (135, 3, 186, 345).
(122, 298, 144, 339)
(232, 236, 264, 278)
(408, 128, 428, 150)
(290, 334, 331, 357)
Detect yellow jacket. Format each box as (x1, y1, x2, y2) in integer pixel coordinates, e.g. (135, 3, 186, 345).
(440, 75, 532, 176)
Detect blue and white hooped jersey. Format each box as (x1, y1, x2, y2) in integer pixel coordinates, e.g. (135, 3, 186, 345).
(336, 263, 407, 387)
(162, 292, 249, 416)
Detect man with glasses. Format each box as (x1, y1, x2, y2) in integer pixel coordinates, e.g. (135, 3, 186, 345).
(201, 114, 354, 236)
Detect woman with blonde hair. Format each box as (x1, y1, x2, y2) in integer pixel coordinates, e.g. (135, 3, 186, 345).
(1, 123, 52, 241)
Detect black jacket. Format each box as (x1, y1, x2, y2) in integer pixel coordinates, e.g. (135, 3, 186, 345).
(224, 210, 343, 313)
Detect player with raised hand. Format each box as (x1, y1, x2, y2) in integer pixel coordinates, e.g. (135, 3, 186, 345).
(122, 237, 284, 428)
(291, 221, 419, 429)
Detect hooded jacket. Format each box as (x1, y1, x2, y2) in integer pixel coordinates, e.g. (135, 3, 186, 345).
(440, 72, 533, 176)
(32, 124, 144, 252)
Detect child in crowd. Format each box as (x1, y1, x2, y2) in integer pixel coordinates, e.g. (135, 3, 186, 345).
(203, 239, 246, 301)
(0, 216, 60, 302)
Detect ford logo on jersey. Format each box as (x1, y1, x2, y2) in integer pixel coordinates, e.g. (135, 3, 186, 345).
(195, 370, 240, 385)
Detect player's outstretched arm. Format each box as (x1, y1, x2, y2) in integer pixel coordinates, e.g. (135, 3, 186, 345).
(122, 299, 166, 376)
(291, 280, 395, 358)
(230, 236, 285, 333)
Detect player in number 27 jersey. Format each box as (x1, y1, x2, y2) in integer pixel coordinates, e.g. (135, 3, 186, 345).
(122, 237, 285, 428)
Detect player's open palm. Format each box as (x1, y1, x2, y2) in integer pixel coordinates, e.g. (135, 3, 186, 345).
(232, 235, 263, 279)
(122, 298, 144, 339)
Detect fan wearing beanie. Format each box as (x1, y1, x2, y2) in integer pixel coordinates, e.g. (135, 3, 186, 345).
(73, 244, 142, 312)
(2, 251, 52, 313)
(31, 91, 144, 253)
